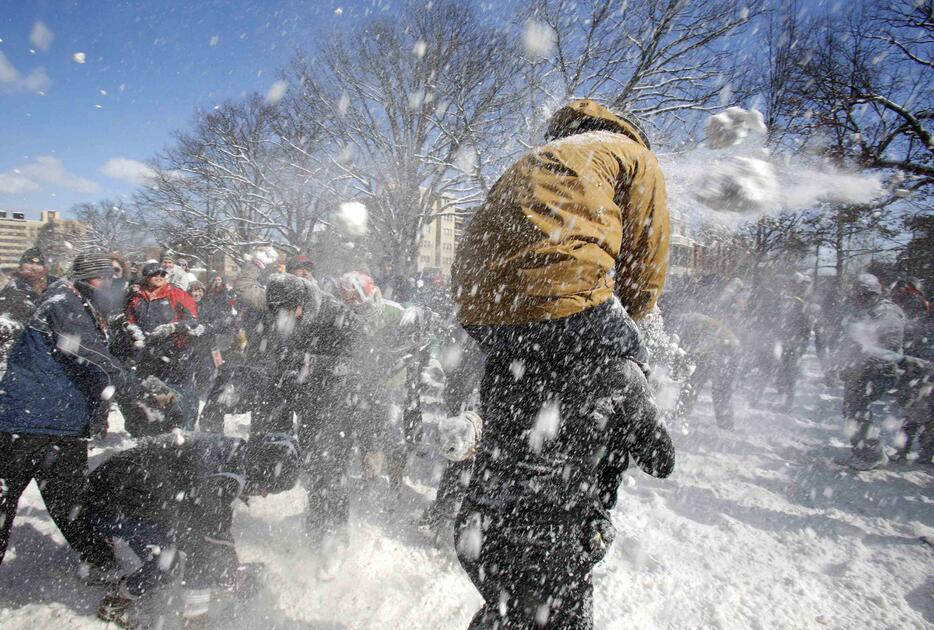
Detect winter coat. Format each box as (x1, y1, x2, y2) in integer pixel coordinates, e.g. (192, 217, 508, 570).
(836, 298, 905, 375)
(126, 283, 198, 379)
(264, 275, 357, 386)
(452, 100, 669, 326)
(86, 433, 245, 549)
(0, 278, 144, 437)
(676, 312, 741, 360)
(0, 274, 55, 326)
(197, 289, 239, 352)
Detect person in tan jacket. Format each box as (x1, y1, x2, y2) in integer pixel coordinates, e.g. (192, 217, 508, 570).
(453, 98, 669, 326)
(451, 100, 675, 630)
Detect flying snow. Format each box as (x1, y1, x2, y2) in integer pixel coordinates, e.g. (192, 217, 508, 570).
(529, 399, 561, 453)
(705, 107, 767, 149)
(523, 20, 556, 59)
(265, 80, 288, 105)
(696, 155, 779, 212)
(29, 22, 54, 52)
(334, 201, 368, 237)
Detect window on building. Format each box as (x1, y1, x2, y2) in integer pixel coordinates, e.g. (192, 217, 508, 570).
(12, 213, 25, 221)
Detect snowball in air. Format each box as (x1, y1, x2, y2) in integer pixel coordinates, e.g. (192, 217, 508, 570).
(265, 80, 288, 104)
(695, 156, 778, 212)
(333, 201, 368, 236)
(705, 107, 767, 149)
(523, 20, 556, 59)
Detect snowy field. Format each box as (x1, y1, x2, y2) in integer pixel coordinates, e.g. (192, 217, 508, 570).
(1, 354, 931, 629)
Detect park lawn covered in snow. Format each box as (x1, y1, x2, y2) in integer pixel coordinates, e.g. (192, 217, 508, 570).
(0, 355, 931, 629)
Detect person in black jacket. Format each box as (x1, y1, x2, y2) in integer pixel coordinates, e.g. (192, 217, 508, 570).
(453, 299, 675, 629)
(259, 274, 358, 553)
(0, 247, 57, 368)
(0, 251, 175, 569)
(90, 431, 300, 628)
(0, 247, 56, 320)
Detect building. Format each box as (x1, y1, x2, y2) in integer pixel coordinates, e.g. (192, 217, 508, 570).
(0, 210, 85, 272)
(417, 203, 463, 279)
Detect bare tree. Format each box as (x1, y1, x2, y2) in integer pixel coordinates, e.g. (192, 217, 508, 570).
(71, 199, 148, 255)
(792, 2, 933, 189)
(284, 1, 520, 284)
(136, 95, 331, 264)
(515, 0, 760, 141)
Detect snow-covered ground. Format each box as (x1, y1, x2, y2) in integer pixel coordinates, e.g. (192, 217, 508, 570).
(1, 354, 931, 629)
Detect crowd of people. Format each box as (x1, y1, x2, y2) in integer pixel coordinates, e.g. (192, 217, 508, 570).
(0, 97, 929, 630)
(660, 267, 933, 469)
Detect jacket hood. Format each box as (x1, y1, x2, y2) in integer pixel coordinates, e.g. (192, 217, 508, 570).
(544, 99, 651, 149)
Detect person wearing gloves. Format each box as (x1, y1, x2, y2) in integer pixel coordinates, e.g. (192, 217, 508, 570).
(450, 99, 675, 629)
(0, 251, 176, 571)
(89, 431, 301, 629)
(125, 262, 201, 432)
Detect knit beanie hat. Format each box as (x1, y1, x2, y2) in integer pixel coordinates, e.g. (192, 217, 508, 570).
(20, 247, 46, 266)
(70, 251, 113, 281)
(266, 273, 308, 311)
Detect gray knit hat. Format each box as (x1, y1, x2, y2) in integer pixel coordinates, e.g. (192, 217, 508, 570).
(70, 251, 113, 281)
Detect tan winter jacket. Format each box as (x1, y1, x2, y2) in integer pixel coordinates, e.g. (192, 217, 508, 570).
(452, 100, 669, 326)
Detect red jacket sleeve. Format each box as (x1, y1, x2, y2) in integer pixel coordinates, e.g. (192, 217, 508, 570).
(125, 294, 141, 324)
(169, 286, 198, 322)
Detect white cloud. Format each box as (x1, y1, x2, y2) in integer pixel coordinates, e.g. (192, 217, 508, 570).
(100, 157, 156, 185)
(265, 80, 287, 104)
(14, 156, 100, 193)
(0, 51, 50, 94)
(30, 21, 54, 52)
(0, 171, 40, 194)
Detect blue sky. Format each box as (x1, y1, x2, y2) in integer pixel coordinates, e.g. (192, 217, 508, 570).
(0, 0, 390, 216)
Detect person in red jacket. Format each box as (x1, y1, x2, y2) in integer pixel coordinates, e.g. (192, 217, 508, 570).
(125, 262, 201, 432)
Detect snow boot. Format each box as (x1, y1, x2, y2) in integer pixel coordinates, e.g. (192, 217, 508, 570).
(97, 593, 140, 629)
(218, 562, 265, 600)
(848, 445, 888, 470)
(316, 528, 350, 581)
(79, 560, 123, 586)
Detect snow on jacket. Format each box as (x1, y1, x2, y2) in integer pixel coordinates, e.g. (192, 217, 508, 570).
(0, 278, 144, 437)
(86, 433, 245, 550)
(452, 99, 669, 326)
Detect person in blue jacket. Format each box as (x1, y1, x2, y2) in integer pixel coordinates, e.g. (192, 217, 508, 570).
(0, 251, 174, 569)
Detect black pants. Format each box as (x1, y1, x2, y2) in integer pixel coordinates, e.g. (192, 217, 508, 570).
(678, 345, 739, 428)
(258, 356, 357, 536)
(0, 433, 114, 566)
(842, 363, 896, 452)
(199, 363, 273, 434)
(455, 300, 653, 629)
